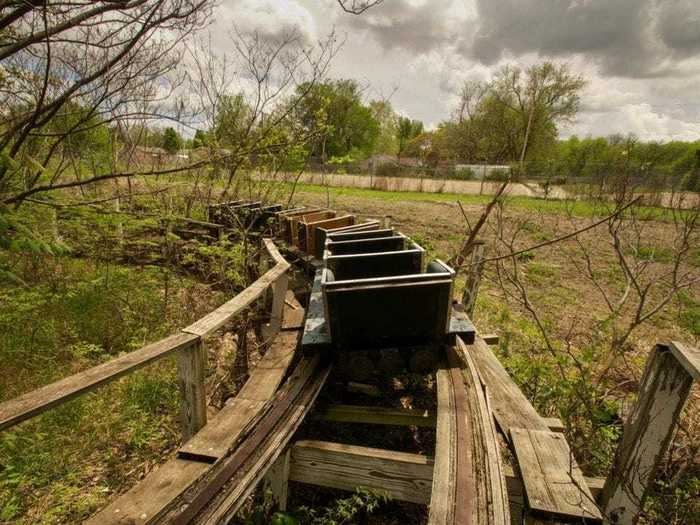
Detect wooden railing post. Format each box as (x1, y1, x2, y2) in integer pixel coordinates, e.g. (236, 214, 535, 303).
(177, 339, 207, 442)
(600, 342, 698, 524)
(461, 240, 485, 316)
(269, 271, 289, 335)
(264, 448, 291, 511)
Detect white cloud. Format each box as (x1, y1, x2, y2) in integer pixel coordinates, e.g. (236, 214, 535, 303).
(206, 1, 700, 142)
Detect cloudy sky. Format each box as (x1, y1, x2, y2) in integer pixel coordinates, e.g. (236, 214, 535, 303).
(209, 0, 700, 142)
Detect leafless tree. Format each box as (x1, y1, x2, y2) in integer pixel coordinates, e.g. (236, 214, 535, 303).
(336, 0, 384, 14)
(0, 1, 213, 205)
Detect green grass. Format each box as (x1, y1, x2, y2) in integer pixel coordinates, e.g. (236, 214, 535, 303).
(679, 291, 700, 337)
(0, 253, 223, 523)
(288, 181, 679, 219)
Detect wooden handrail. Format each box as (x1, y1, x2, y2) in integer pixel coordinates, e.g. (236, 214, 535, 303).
(0, 237, 290, 434)
(0, 333, 198, 432)
(183, 239, 290, 337)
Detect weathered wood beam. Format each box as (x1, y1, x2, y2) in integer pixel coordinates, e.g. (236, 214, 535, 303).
(315, 404, 437, 427)
(511, 428, 602, 521)
(183, 239, 289, 337)
(177, 340, 208, 442)
(600, 343, 696, 524)
(481, 333, 500, 345)
(87, 304, 302, 524)
(461, 337, 602, 523)
(283, 441, 606, 513)
(0, 332, 199, 432)
(314, 404, 563, 432)
(289, 440, 433, 505)
(177, 356, 331, 525)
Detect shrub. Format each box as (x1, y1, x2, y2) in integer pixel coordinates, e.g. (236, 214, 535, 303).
(485, 168, 511, 182)
(452, 167, 477, 181)
(374, 162, 402, 177)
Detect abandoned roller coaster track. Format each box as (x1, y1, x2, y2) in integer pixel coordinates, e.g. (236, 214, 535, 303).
(0, 200, 698, 524)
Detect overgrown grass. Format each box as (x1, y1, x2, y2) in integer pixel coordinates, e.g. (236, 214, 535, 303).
(0, 254, 223, 523)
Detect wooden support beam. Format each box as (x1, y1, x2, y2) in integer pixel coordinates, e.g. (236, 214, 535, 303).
(179, 327, 300, 462)
(89, 304, 302, 524)
(601, 343, 696, 525)
(289, 440, 433, 505)
(462, 240, 485, 316)
(669, 340, 700, 381)
(315, 404, 437, 427)
(268, 272, 289, 336)
(174, 356, 331, 525)
(177, 340, 208, 442)
(264, 448, 291, 511)
(285, 441, 606, 515)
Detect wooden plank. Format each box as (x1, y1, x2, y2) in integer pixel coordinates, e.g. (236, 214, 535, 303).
(183, 240, 289, 337)
(669, 340, 700, 381)
(511, 428, 601, 521)
(542, 417, 565, 433)
(315, 404, 437, 427)
(177, 340, 207, 442)
(289, 440, 434, 505)
(85, 458, 211, 525)
(601, 344, 694, 525)
(466, 336, 547, 439)
(451, 342, 510, 525)
(502, 464, 605, 525)
(170, 356, 331, 524)
(236, 331, 299, 401)
(283, 442, 605, 512)
(481, 333, 500, 345)
(429, 368, 458, 524)
(179, 329, 299, 461)
(281, 291, 304, 330)
(314, 404, 563, 433)
(0, 332, 199, 432)
(460, 337, 600, 522)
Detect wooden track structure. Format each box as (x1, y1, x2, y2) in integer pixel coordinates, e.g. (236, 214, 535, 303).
(0, 201, 697, 525)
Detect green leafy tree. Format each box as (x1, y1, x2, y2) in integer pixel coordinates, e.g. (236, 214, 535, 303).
(294, 79, 380, 160)
(162, 127, 183, 154)
(369, 100, 398, 155)
(192, 129, 208, 149)
(396, 117, 423, 160)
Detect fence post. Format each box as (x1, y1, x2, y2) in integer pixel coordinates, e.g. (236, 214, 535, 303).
(600, 342, 698, 524)
(177, 339, 207, 442)
(269, 272, 289, 335)
(461, 241, 486, 317)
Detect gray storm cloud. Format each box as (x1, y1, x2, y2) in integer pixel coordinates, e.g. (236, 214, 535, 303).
(472, 0, 700, 78)
(343, 0, 469, 54)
